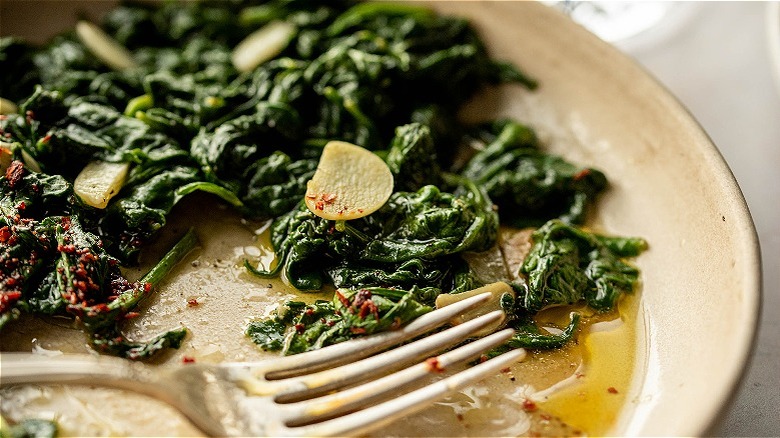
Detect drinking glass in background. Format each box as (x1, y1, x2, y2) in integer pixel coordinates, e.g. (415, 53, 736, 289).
(544, 1, 701, 54)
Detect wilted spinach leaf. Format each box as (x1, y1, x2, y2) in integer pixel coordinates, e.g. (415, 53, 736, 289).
(249, 286, 431, 355)
(462, 120, 608, 227)
(521, 219, 647, 313)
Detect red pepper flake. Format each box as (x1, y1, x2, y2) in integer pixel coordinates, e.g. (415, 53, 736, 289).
(5, 161, 25, 188)
(576, 372, 585, 379)
(315, 201, 324, 210)
(352, 289, 371, 308)
(187, 298, 199, 307)
(294, 323, 305, 334)
(456, 414, 464, 422)
(124, 312, 140, 320)
(522, 398, 538, 412)
(86, 303, 109, 315)
(478, 354, 488, 363)
(0, 226, 10, 243)
(16, 201, 25, 211)
(40, 134, 52, 144)
(182, 356, 196, 364)
(143, 282, 152, 293)
(359, 301, 375, 319)
(500, 367, 511, 373)
(335, 290, 351, 308)
(304, 308, 314, 316)
(321, 193, 337, 204)
(57, 244, 76, 253)
(0, 291, 23, 313)
(573, 168, 591, 181)
(425, 357, 445, 373)
(349, 327, 366, 335)
(305, 193, 316, 200)
(539, 413, 552, 422)
(607, 386, 619, 394)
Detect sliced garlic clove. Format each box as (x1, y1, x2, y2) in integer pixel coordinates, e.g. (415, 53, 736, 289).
(75, 20, 137, 71)
(435, 281, 516, 335)
(0, 97, 18, 115)
(231, 20, 296, 73)
(74, 161, 130, 209)
(20, 149, 41, 173)
(0, 143, 12, 173)
(305, 140, 394, 220)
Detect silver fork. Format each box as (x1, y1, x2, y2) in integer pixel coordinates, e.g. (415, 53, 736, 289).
(0, 292, 525, 437)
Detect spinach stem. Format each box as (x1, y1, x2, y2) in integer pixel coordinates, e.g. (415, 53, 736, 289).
(141, 228, 199, 287)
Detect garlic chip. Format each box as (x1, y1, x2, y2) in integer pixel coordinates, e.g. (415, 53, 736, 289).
(74, 161, 130, 209)
(232, 20, 296, 73)
(0, 143, 12, 174)
(305, 141, 393, 220)
(435, 281, 516, 336)
(76, 21, 137, 71)
(0, 97, 18, 115)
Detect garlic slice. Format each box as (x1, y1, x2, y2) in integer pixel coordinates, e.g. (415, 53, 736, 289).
(0, 97, 18, 115)
(232, 20, 296, 73)
(0, 143, 12, 173)
(435, 281, 516, 335)
(305, 140, 393, 220)
(74, 161, 130, 209)
(75, 21, 137, 71)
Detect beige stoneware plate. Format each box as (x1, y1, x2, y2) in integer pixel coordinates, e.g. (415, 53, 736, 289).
(0, 1, 761, 436)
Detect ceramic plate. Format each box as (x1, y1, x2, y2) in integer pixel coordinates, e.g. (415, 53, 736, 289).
(0, 2, 761, 436)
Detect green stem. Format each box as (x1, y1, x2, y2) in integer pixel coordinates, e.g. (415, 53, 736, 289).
(141, 228, 199, 287)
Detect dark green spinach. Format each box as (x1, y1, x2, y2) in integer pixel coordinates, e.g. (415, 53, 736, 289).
(1, 1, 645, 361)
(247, 286, 431, 355)
(462, 120, 608, 227)
(521, 219, 647, 313)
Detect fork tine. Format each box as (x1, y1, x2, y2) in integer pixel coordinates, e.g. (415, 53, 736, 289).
(281, 329, 521, 427)
(257, 292, 494, 378)
(276, 347, 526, 437)
(268, 310, 505, 402)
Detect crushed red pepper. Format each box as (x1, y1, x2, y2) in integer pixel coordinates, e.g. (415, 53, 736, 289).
(425, 357, 446, 373)
(5, 161, 24, 188)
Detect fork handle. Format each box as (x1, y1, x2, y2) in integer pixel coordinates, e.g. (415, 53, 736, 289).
(0, 353, 163, 397)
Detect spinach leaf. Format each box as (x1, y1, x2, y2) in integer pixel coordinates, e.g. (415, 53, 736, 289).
(248, 286, 432, 355)
(385, 122, 441, 192)
(520, 219, 647, 312)
(0, 165, 197, 359)
(463, 120, 608, 227)
(0, 417, 58, 438)
(249, 177, 497, 293)
(0, 38, 40, 103)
